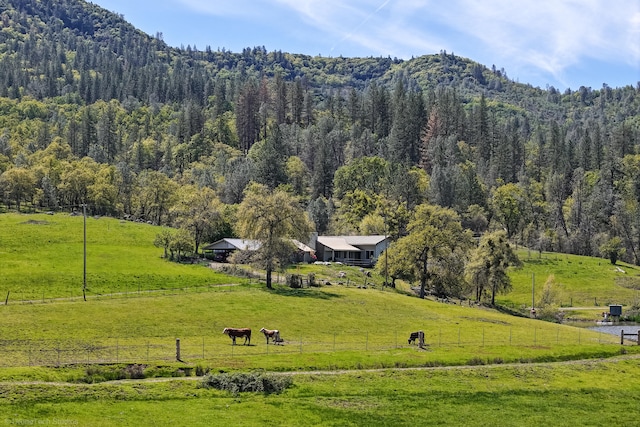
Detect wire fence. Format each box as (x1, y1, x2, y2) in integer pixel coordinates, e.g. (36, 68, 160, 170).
(0, 282, 246, 306)
(0, 326, 628, 368)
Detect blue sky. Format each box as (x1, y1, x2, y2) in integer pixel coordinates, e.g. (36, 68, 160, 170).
(92, 0, 639, 91)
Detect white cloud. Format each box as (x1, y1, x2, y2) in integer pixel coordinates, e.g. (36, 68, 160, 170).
(177, 0, 276, 18)
(176, 0, 639, 86)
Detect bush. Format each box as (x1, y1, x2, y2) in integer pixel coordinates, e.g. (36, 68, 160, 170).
(308, 273, 316, 287)
(467, 357, 485, 366)
(536, 304, 564, 323)
(200, 372, 293, 395)
(80, 364, 147, 383)
(287, 274, 303, 288)
(195, 364, 210, 376)
(125, 363, 146, 379)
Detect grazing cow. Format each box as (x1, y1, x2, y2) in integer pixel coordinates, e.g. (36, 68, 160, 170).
(260, 327, 282, 344)
(223, 327, 251, 345)
(408, 331, 420, 345)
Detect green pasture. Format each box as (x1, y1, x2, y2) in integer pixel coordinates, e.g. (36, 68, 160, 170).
(500, 250, 640, 310)
(0, 213, 244, 301)
(2, 212, 640, 425)
(0, 284, 631, 371)
(2, 357, 640, 426)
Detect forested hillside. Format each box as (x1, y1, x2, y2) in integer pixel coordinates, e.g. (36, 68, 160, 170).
(0, 0, 639, 271)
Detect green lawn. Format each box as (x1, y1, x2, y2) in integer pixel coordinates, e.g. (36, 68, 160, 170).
(0, 212, 244, 301)
(2, 212, 640, 425)
(500, 250, 640, 309)
(2, 357, 639, 426)
(0, 283, 630, 371)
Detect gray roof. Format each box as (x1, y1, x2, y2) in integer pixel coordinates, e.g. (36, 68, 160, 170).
(316, 237, 361, 251)
(292, 239, 315, 253)
(317, 235, 387, 251)
(203, 238, 314, 252)
(342, 235, 387, 246)
(203, 238, 261, 251)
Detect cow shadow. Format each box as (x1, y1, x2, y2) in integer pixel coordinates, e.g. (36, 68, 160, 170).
(266, 287, 342, 300)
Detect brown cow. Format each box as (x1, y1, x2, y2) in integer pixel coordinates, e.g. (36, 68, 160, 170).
(223, 327, 251, 345)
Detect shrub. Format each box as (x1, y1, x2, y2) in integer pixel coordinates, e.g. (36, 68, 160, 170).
(80, 364, 147, 383)
(125, 364, 146, 379)
(200, 372, 293, 395)
(467, 357, 486, 366)
(308, 273, 316, 287)
(287, 274, 303, 288)
(195, 364, 210, 376)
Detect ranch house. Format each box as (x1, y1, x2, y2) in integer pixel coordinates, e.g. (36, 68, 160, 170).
(313, 235, 389, 267)
(202, 238, 315, 263)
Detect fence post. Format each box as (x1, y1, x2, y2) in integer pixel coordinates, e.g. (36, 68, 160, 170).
(176, 338, 181, 361)
(637, 330, 640, 345)
(621, 330, 624, 345)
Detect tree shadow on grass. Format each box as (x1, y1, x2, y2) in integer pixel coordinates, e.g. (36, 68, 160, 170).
(266, 286, 343, 299)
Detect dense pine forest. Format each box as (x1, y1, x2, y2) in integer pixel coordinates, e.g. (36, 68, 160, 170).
(1, 0, 639, 272)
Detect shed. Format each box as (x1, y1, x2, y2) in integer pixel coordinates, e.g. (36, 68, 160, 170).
(609, 304, 623, 317)
(202, 238, 261, 261)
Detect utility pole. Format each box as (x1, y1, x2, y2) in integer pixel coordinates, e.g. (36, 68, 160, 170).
(83, 203, 87, 302)
(382, 206, 389, 288)
(531, 273, 535, 308)
(384, 220, 389, 288)
(530, 273, 536, 318)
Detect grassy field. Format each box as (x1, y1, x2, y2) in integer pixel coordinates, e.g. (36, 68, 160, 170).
(2, 212, 640, 425)
(503, 249, 640, 311)
(2, 357, 640, 426)
(0, 284, 629, 371)
(0, 213, 245, 302)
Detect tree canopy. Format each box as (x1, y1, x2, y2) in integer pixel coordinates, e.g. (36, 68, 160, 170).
(235, 183, 313, 289)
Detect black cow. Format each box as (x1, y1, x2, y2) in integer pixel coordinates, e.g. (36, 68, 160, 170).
(408, 331, 421, 345)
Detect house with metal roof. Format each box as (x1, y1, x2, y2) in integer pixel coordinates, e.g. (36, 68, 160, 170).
(202, 238, 315, 263)
(314, 235, 389, 267)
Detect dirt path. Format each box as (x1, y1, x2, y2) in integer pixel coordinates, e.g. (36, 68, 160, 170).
(3, 354, 639, 387)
